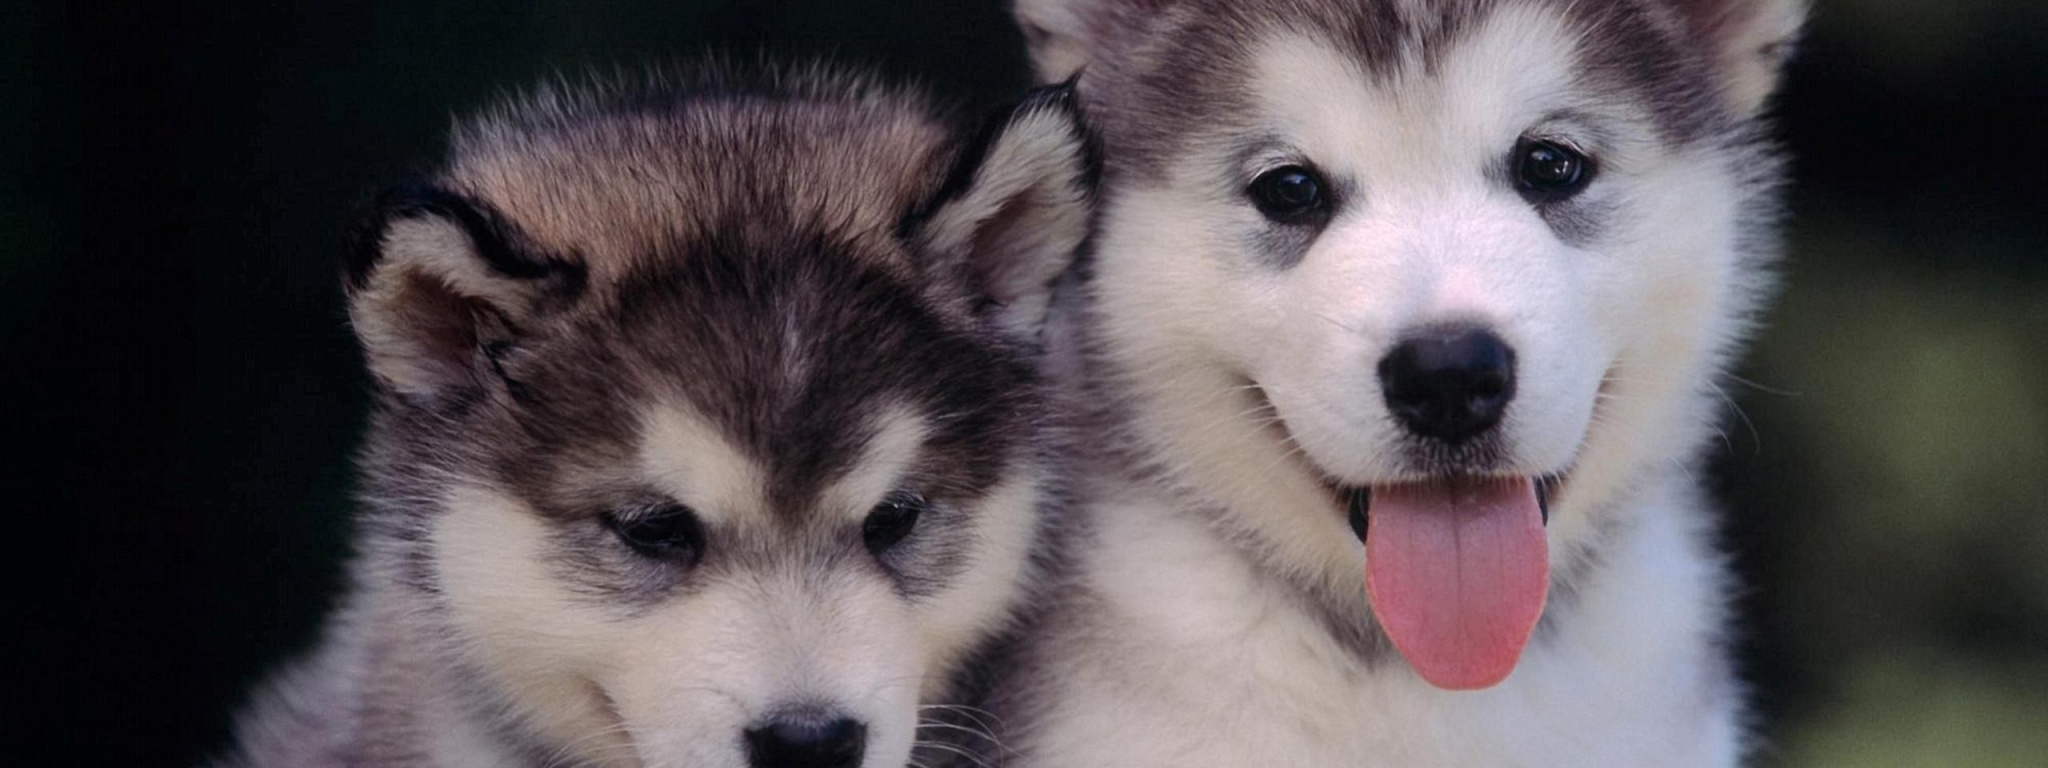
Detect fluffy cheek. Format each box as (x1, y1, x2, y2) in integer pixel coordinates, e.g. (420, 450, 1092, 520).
(1561, 152, 1753, 512)
(1490, 264, 1609, 475)
(1091, 188, 1265, 377)
(433, 485, 635, 762)
(908, 474, 1042, 699)
(1246, 243, 1398, 479)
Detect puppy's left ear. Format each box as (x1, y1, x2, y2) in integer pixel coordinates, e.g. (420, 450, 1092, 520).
(909, 83, 1095, 339)
(1667, 0, 1807, 115)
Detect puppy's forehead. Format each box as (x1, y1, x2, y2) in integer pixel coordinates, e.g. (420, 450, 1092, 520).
(595, 242, 1027, 517)
(1246, 6, 1582, 175)
(1096, 0, 1712, 174)
(636, 400, 928, 526)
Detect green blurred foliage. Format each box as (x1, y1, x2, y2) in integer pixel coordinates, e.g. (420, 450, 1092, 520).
(1724, 2, 2048, 763)
(1744, 220, 2048, 765)
(1780, 654, 2048, 768)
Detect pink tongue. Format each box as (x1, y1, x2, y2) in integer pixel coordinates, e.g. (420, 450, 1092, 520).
(1364, 478, 1548, 690)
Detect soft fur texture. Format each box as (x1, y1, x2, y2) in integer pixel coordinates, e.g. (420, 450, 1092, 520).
(987, 0, 1802, 765)
(215, 64, 1094, 768)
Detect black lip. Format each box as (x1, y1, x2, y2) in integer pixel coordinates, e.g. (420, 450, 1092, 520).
(1338, 474, 1560, 545)
(1347, 488, 1370, 541)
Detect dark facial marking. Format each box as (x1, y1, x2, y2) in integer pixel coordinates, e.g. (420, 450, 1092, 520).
(1244, 159, 1342, 270)
(511, 224, 1029, 605)
(603, 500, 707, 566)
(596, 222, 1032, 518)
(347, 65, 1066, 623)
(1494, 136, 1605, 241)
(1347, 488, 1371, 542)
(863, 488, 977, 600)
(862, 490, 927, 555)
(1084, 0, 1735, 183)
(1226, 139, 1349, 270)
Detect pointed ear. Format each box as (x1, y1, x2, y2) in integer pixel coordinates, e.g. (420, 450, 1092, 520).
(909, 83, 1096, 339)
(1666, 0, 1806, 115)
(1012, 0, 1166, 82)
(342, 184, 584, 403)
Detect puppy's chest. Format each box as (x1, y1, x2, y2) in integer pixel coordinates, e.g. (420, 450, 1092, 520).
(1069, 494, 1705, 765)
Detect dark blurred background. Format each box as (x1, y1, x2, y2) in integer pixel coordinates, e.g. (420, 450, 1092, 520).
(7, 1, 2045, 765)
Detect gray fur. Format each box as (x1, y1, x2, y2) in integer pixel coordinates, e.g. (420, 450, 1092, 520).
(215, 62, 1093, 768)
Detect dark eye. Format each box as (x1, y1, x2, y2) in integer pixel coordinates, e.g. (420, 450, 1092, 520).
(1514, 138, 1594, 202)
(604, 503, 705, 565)
(1247, 165, 1330, 221)
(863, 492, 927, 554)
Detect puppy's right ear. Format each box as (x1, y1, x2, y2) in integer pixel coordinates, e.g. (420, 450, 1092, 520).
(1012, 0, 1167, 82)
(1662, 0, 1807, 116)
(907, 83, 1096, 341)
(343, 185, 583, 404)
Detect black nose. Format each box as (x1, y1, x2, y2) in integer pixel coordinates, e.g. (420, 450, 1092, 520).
(1377, 326, 1516, 443)
(745, 715, 866, 768)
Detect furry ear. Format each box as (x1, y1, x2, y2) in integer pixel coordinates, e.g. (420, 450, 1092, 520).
(1012, 0, 1165, 82)
(343, 185, 583, 403)
(1666, 0, 1806, 115)
(909, 83, 1095, 339)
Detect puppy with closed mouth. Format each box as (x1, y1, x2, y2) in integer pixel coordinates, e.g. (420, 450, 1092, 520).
(981, 0, 1804, 764)
(213, 64, 1093, 768)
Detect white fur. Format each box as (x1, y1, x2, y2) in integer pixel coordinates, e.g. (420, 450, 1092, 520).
(1006, 2, 1789, 764)
(818, 404, 929, 522)
(639, 402, 771, 527)
(434, 484, 635, 763)
(1025, 482, 1738, 766)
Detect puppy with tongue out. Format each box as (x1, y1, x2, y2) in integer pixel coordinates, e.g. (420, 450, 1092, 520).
(979, 0, 1803, 762)
(1360, 478, 1548, 690)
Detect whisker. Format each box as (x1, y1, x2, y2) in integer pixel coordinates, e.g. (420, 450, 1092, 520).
(1723, 373, 1800, 397)
(917, 720, 1000, 743)
(918, 704, 1008, 734)
(913, 738, 996, 768)
(1314, 311, 1358, 333)
(1704, 379, 1763, 457)
(917, 719, 1015, 760)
